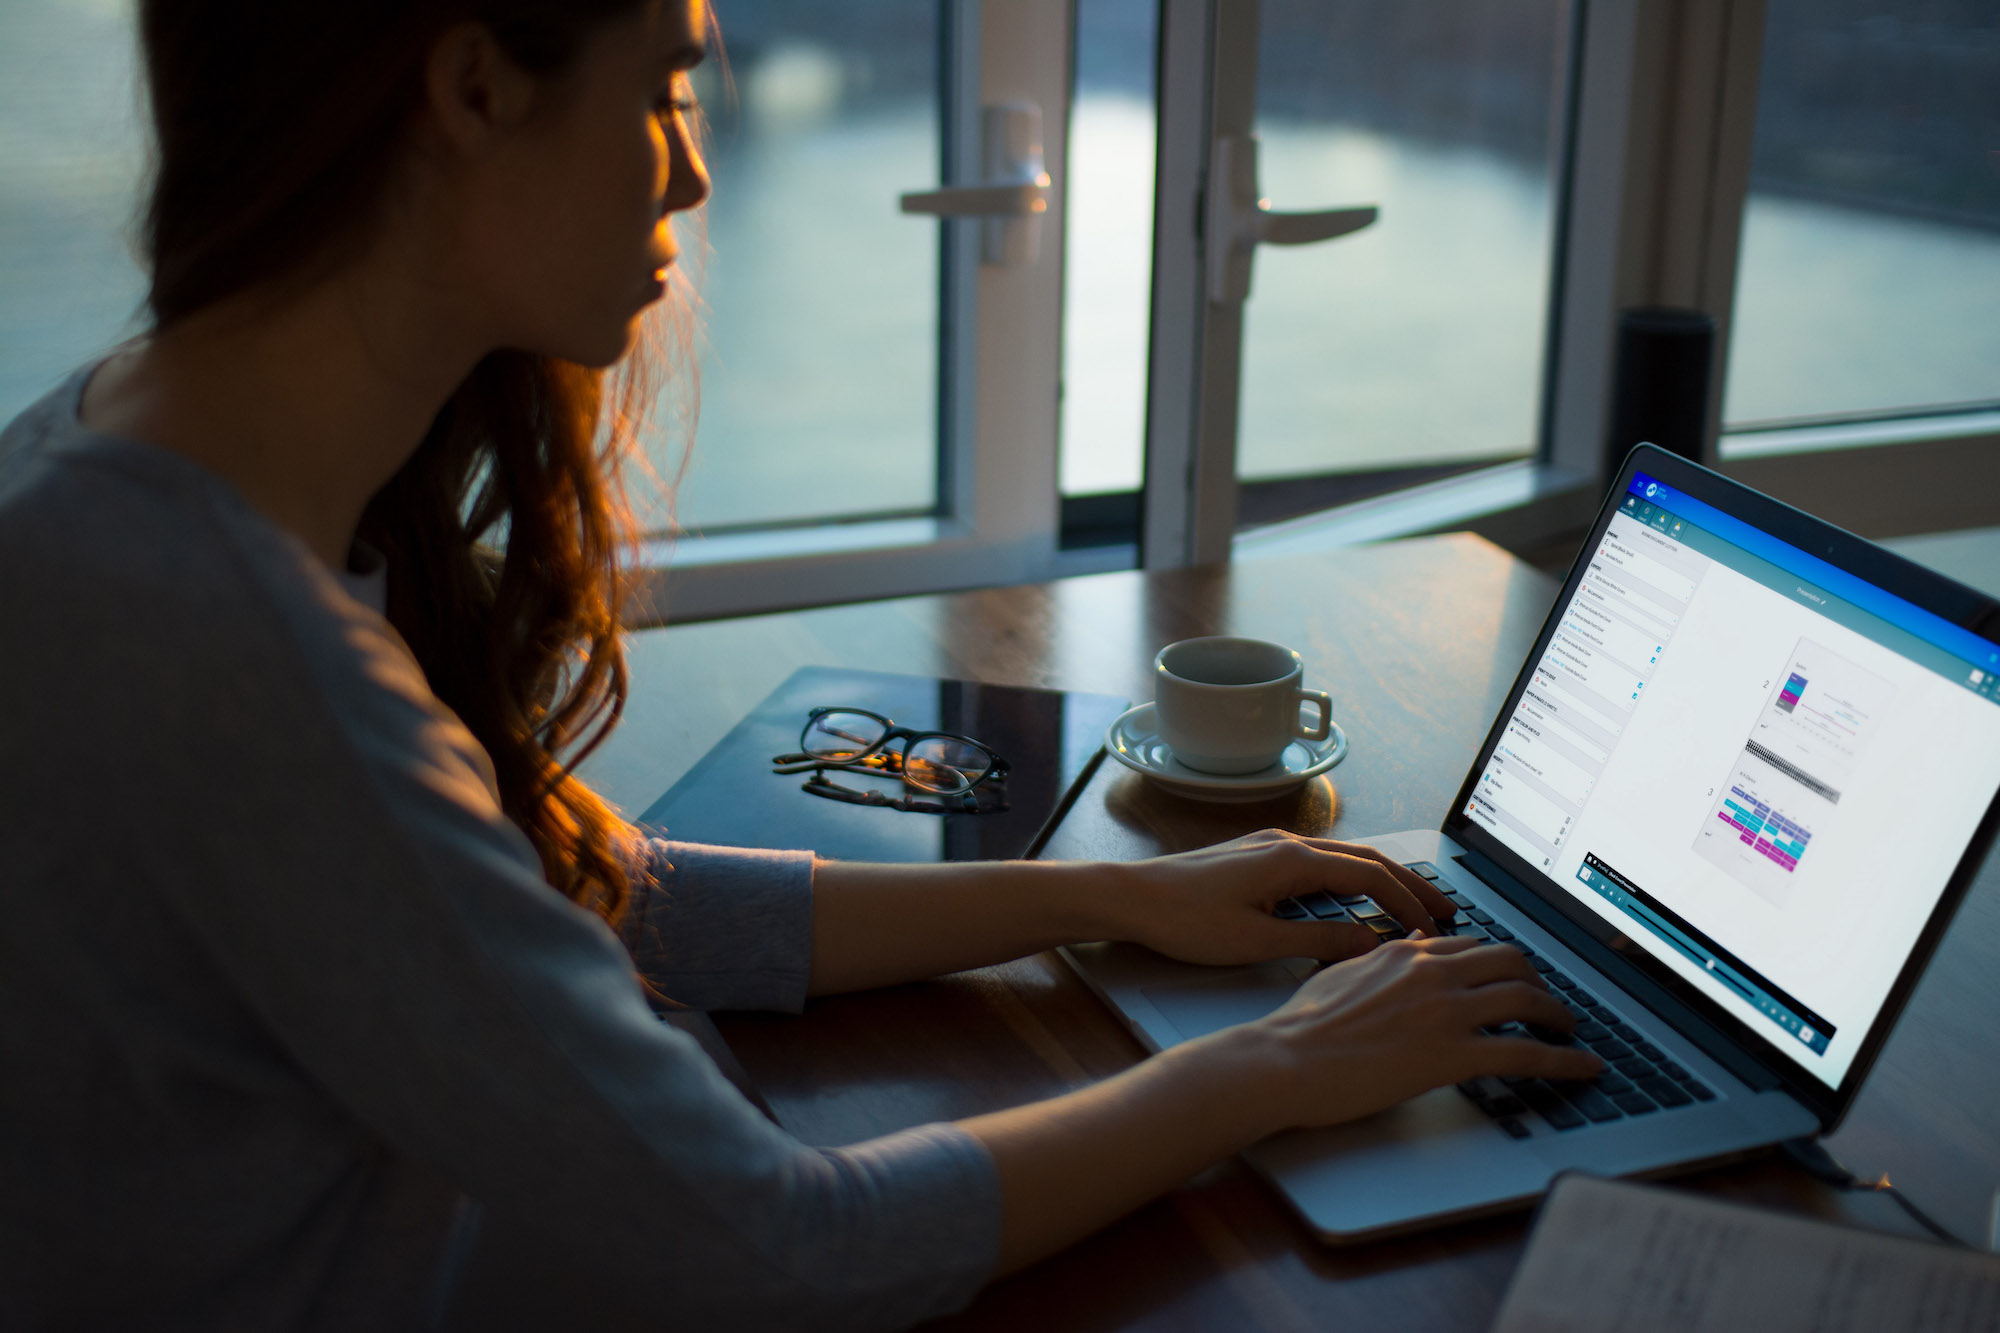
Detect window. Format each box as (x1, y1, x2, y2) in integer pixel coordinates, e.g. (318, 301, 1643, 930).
(0, 1, 146, 425)
(5, 1, 1990, 618)
(1234, 2, 1571, 525)
(1722, 1, 2000, 436)
(1056, 0, 1160, 549)
(666, 5, 943, 534)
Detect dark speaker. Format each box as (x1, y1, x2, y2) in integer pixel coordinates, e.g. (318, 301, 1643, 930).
(1606, 306, 1715, 472)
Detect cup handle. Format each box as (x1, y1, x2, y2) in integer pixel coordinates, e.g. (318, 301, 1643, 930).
(1296, 690, 1333, 741)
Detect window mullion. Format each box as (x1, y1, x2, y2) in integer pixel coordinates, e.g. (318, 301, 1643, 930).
(1137, 0, 1215, 569)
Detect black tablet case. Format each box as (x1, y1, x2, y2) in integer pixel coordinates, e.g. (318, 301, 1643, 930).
(636, 666, 1129, 863)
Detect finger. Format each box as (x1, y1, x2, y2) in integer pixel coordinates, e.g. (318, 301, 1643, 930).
(1303, 839, 1458, 925)
(1471, 1035, 1605, 1083)
(1463, 980, 1574, 1032)
(1319, 853, 1441, 937)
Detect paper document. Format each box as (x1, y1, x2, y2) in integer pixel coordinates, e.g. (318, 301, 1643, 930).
(1492, 1174, 2000, 1332)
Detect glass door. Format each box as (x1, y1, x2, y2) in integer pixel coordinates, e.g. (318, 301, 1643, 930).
(1234, 1, 1573, 527)
(1141, 0, 1578, 565)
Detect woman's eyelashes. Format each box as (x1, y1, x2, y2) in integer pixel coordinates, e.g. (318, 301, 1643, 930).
(656, 76, 698, 119)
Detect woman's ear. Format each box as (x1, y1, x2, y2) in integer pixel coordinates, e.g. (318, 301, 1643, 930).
(422, 21, 540, 157)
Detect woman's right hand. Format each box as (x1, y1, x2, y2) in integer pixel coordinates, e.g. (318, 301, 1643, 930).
(1239, 934, 1604, 1132)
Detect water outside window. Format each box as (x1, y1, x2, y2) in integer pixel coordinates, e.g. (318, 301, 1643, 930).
(0, 1, 148, 421)
(1059, 0, 1159, 501)
(1722, 1, 2000, 437)
(1234, 1, 1570, 521)
(666, 2, 941, 534)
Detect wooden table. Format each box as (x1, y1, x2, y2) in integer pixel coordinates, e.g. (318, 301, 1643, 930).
(584, 534, 2000, 1330)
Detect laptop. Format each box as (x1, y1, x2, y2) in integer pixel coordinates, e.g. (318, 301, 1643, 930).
(1062, 443, 2000, 1241)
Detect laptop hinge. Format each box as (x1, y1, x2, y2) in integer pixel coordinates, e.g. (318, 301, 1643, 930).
(1454, 848, 1787, 1096)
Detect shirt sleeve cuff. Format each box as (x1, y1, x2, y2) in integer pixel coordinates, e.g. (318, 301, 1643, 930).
(621, 839, 815, 1013)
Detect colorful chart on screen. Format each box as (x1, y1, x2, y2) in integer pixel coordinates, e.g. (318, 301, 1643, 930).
(1691, 638, 1897, 907)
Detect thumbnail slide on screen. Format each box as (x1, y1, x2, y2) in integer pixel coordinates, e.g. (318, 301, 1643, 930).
(1692, 638, 1898, 907)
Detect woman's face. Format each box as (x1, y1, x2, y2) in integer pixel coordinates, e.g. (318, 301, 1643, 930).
(466, 1, 710, 368)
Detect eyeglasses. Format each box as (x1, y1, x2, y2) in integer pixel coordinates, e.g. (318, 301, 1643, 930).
(774, 706, 1009, 794)
(771, 706, 1010, 812)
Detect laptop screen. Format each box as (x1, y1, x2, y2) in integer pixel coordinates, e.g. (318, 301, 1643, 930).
(1464, 471, 2000, 1090)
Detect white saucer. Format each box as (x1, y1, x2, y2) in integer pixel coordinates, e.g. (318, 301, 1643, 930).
(1102, 703, 1348, 803)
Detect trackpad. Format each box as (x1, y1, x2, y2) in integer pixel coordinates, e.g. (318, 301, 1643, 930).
(1142, 963, 1304, 1041)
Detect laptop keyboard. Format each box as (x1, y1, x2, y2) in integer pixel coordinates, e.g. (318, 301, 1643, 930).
(1273, 861, 1716, 1138)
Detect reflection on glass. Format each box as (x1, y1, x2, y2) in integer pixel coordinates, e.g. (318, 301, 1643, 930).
(0, 1, 148, 424)
(1237, 2, 1568, 502)
(1722, 1, 2000, 434)
(646, 3, 940, 534)
(1059, 0, 1158, 499)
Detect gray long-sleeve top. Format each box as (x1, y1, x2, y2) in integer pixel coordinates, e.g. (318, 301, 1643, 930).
(0, 368, 1001, 1329)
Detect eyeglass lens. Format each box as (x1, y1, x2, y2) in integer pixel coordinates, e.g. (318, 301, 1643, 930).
(902, 736, 989, 794)
(801, 710, 888, 763)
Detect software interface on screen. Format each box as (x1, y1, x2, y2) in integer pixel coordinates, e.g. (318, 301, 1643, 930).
(1468, 474, 2000, 1088)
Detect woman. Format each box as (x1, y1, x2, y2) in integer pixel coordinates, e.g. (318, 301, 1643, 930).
(0, 0, 1600, 1326)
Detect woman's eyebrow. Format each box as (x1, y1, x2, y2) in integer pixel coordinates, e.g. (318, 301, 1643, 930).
(662, 42, 705, 72)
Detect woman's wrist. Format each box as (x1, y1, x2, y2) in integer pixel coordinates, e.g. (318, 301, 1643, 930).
(1038, 857, 1151, 944)
(1155, 1022, 1300, 1148)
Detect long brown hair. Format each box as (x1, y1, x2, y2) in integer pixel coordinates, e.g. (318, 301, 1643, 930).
(139, 0, 690, 923)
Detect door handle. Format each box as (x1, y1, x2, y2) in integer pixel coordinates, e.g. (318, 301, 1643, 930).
(1205, 134, 1377, 304)
(900, 102, 1050, 266)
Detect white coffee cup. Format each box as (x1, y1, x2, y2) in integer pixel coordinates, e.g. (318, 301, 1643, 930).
(1152, 636, 1333, 775)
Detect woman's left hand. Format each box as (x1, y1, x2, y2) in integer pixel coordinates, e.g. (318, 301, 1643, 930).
(1098, 829, 1459, 967)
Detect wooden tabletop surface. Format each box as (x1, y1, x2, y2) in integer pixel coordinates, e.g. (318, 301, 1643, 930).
(583, 534, 2000, 1330)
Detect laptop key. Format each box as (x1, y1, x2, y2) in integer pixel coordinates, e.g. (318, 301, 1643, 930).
(1658, 1059, 1691, 1081)
(1573, 1020, 1611, 1043)
(1612, 1092, 1660, 1115)
(1516, 1082, 1586, 1131)
(1612, 1055, 1653, 1079)
(1273, 899, 1309, 920)
(1637, 1075, 1693, 1108)
(1589, 1037, 1634, 1061)
(1496, 1117, 1531, 1140)
(1407, 862, 1441, 880)
(1527, 956, 1553, 973)
(1634, 1041, 1665, 1061)
(1349, 903, 1386, 920)
(1548, 973, 1576, 990)
(1594, 1071, 1635, 1095)
(1610, 1021, 1641, 1041)
(1685, 1081, 1717, 1102)
(1572, 992, 1602, 1010)
(1485, 924, 1515, 941)
(1467, 909, 1495, 925)
(1560, 1085, 1624, 1123)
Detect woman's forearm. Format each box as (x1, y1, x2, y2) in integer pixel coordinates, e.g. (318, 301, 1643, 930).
(805, 832, 1466, 997)
(806, 857, 1127, 996)
(960, 1028, 1289, 1274)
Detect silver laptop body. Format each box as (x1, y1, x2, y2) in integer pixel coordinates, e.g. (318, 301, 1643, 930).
(1065, 446, 2000, 1241)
